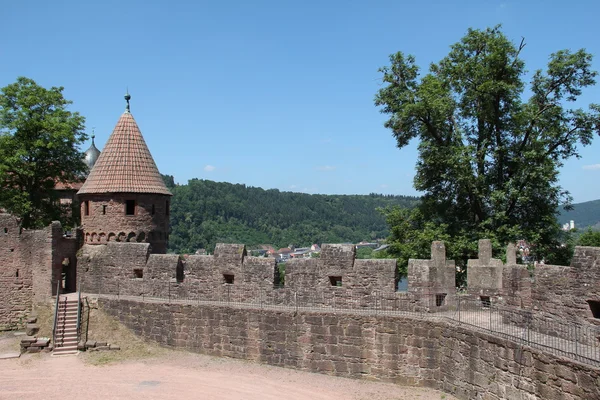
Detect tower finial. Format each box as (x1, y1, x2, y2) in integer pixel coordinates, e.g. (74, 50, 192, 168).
(91, 127, 95, 144)
(125, 89, 131, 113)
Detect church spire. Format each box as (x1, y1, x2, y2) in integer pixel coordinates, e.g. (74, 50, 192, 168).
(125, 90, 131, 113)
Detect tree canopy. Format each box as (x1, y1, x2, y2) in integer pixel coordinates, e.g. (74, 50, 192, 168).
(163, 176, 419, 254)
(0, 77, 87, 228)
(578, 228, 600, 247)
(375, 26, 600, 269)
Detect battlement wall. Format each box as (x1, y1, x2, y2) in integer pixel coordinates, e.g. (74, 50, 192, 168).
(0, 214, 77, 329)
(78, 243, 399, 301)
(76, 238, 600, 328)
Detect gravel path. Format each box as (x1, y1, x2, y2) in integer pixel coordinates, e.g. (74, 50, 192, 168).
(0, 350, 455, 400)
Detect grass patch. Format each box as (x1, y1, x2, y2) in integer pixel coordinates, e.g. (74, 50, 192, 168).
(81, 301, 166, 365)
(33, 302, 55, 338)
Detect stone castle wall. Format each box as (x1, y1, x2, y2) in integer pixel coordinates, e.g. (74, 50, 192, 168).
(0, 214, 77, 329)
(98, 297, 600, 400)
(78, 243, 399, 302)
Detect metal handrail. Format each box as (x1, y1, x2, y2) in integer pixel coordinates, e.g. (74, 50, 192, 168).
(76, 279, 82, 343)
(51, 279, 61, 346)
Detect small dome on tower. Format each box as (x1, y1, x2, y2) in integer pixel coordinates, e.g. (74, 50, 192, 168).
(84, 134, 101, 171)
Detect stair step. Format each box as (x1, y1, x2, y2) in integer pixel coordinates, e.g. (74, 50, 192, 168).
(53, 348, 78, 355)
(56, 343, 78, 348)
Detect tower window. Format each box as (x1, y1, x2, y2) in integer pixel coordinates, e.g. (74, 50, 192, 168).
(102, 205, 107, 215)
(152, 204, 155, 215)
(84, 201, 90, 216)
(223, 274, 234, 284)
(125, 200, 136, 215)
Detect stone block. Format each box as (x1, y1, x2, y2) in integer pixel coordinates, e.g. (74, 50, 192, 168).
(20, 336, 37, 344)
(25, 323, 39, 336)
(85, 340, 97, 348)
(109, 344, 121, 350)
(33, 338, 50, 347)
(27, 347, 41, 353)
(96, 341, 107, 347)
(97, 345, 110, 350)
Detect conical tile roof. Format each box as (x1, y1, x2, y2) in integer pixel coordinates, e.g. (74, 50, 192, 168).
(78, 112, 172, 196)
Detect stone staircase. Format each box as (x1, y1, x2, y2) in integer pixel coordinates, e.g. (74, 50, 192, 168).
(53, 293, 80, 356)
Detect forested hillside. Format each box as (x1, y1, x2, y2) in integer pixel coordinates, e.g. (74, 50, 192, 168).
(559, 199, 600, 230)
(162, 176, 419, 254)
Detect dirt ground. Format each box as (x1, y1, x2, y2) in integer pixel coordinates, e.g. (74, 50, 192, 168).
(0, 338, 456, 400)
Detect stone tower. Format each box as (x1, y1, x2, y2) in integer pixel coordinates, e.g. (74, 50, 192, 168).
(77, 94, 172, 253)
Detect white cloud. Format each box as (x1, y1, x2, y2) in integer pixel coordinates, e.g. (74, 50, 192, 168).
(289, 184, 298, 189)
(582, 164, 600, 170)
(380, 184, 389, 189)
(316, 165, 336, 171)
(204, 165, 216, 172)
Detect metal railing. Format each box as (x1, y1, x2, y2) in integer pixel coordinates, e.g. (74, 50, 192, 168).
(86, 282, 600, 367)
(76, 279, 82, 343)
(51, 279, 61, 346)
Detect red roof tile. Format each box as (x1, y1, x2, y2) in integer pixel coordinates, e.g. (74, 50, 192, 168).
(77, 112, 172, 196)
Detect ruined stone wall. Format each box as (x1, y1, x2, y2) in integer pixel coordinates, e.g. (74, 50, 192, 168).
(0, 214, 77, 328)
(98, 297, 600, 400)
(467, 239, 504, 299)
(285, 244, 396, 294)
(502, 265, 532, 308)
(79, 242, 398, 303)
(78, 242, 150, 295)
(408, 241, 455, 298)
(78, 193, 170, 253)
(525, 247, 600, 326)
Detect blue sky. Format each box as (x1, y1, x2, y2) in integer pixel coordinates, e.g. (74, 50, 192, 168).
(2, 0, 599, 202)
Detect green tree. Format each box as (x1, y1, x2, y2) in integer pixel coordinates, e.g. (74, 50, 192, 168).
(0, 77, 87, 228)
(375, 26, 600, 264)
(355, 246, 374, 259)
(578, 228, 600, 247)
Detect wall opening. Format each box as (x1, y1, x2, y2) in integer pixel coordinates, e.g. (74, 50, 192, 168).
(102, 205, 107, 215)
(151, 204, 155, 215)
(223, 274, 234, 284)
(15, 269, 19, 278)
(396, 276, 408, 292)
(435, 293, 447, 307)
(125, 200, 136, 215)
(176, 262, 184, 283)
(480, 296, 491, 308)
(133, 269, 144, 279)
(587, 300, 600, 319)
(329, 276, 342, 287)
(84, 201, 90, 216)
(3, 227, 7, 234)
